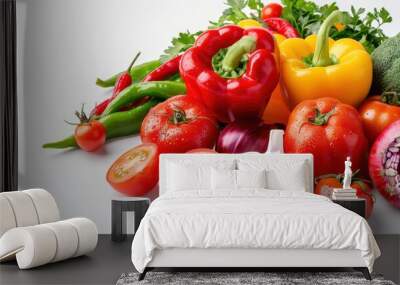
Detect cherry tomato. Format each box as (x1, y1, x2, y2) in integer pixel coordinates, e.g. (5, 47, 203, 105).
(315, 177, 374, 218)
(107, 143, 159, 196)
(315, 177, 341, 196)
(262, 3, 283, 19)
(75, 121, 106, 152)
(141, 95, 219, 153)
(359, 95, 400, 144)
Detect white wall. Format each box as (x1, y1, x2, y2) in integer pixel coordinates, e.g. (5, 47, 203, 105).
(17, 0, 400, 234)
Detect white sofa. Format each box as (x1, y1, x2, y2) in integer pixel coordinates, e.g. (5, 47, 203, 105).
(0, 189, 98, 269)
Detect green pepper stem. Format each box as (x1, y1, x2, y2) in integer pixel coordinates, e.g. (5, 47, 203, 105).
(222, 36, 256, 71)
(309, 108, 335, 126)
(312, 11, 344, 67)
(170, 109, 188, 125)
(126, 52, 141, 72)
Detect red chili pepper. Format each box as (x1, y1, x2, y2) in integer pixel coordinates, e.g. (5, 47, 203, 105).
(90, 98, 113, 116)
(91, 52, 141, 116)
(263, 18, 299, 38)
(112, 52, 141, 95)
(143, 55, 182, 82)
(180, 25, 279, 123)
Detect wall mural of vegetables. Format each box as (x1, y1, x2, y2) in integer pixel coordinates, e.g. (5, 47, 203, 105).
(43, 0, 400, 214)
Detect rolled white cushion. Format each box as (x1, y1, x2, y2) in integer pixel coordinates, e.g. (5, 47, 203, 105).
(0, 196, 16, 237)
(0, 218, 98, 269)
(0, 192, 39, 227)
(42, 221, 79, 262)
(23, 189, 60, 223)
(0, 226, 57, 269)
(64, 218, 98, 257)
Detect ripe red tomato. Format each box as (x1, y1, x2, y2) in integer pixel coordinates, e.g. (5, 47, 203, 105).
(359, 95, 400, 144)
(284, 97, 368, 177)
(262, 3, 283, 19)
(75, 121, 106, 152)
(141, 95, 219, 153)
(106, 143, 159, 196)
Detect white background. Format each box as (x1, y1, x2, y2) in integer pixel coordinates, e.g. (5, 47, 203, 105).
(16, 0, 400, 233)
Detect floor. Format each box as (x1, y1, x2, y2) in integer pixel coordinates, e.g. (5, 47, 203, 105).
(0, 235, 399, 285)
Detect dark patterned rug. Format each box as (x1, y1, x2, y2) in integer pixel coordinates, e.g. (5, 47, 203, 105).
(116, 271, 396, 285)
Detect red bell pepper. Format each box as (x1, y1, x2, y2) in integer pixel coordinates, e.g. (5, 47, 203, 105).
(179, 25, 279, 123)
(263, 18, 299, 38)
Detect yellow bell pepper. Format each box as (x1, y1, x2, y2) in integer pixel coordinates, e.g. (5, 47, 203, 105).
(273, 33, 287, 45)
(279, 11, 372, 108)
(237, 19, 262, 28)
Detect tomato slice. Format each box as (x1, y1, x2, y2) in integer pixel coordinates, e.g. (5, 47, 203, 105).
(106, 143, 159, 196)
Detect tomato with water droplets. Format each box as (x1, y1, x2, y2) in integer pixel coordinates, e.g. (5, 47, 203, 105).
(140, 95, 219, 153)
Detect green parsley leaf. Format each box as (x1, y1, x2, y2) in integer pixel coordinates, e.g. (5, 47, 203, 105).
(280, 0, 391, 52)
(159, 31, 200, 63)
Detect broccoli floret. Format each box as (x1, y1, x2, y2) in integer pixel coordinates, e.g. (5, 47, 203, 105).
(383, 57, 400, 93)
(371, 33, 400, 93)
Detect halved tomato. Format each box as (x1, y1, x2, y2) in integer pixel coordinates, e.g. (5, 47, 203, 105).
(106, 143, 159, 196)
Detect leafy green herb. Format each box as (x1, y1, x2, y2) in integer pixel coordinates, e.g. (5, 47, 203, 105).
(281, 0, 392, 52)
(160, 0, 261, 61)
(160, 31, 200, 63)
(160, 0, 391, 61)
(209, 0, 263, 28)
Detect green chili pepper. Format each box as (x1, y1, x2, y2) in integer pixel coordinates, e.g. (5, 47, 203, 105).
(42, 100, 159, 149)
(102, 81, 186, 116)
(95, 60, 161, 88)
(169, 73, 182, 81)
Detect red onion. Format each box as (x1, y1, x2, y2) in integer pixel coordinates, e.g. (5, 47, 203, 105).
(369, 119, 400, 208)
(216, 121, 273, 153)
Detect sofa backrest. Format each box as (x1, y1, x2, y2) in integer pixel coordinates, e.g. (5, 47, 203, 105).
(0, 189, 60, 237)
